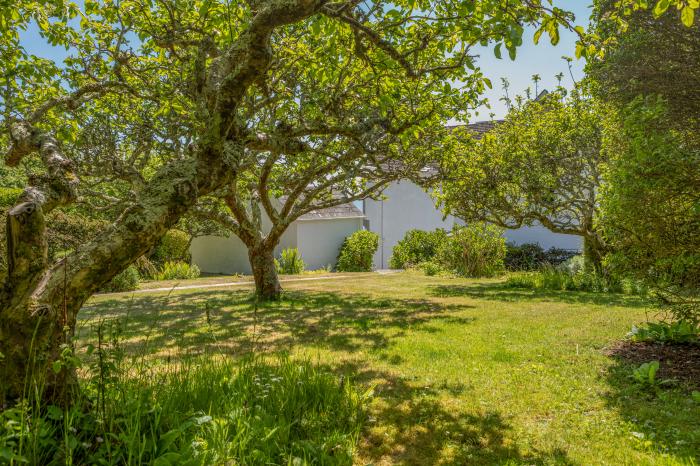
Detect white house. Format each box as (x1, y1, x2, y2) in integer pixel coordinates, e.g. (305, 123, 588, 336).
(362, 119, 582, 268)
(190, 202, 365, 274)
(191, 119, 582, 274)
(363, 179, 582, 269)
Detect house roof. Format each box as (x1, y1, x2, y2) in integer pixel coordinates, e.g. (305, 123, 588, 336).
(446, 120, 502, 139)
(296, 201, 364, 221)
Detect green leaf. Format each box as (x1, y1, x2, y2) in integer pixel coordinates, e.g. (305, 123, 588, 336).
(533, 27, 544, 45)
(681, 6, 695, 26)
(51, 360, 62, 374)
(494, 43, 502, 59)
(653, 0, 670, 16)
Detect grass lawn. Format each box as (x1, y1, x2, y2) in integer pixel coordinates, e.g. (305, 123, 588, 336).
(79, 271, 700, 465)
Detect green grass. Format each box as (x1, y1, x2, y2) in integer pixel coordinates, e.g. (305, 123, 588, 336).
(78, 271, 700, 465)
(1, 355, 366, 465)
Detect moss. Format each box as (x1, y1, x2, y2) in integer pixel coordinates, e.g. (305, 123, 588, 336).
(0, 188, 23, 207)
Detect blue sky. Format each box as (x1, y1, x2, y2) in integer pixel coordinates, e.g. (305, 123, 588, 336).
(471, 1, 593, 120)
(21, 0, 593, 121)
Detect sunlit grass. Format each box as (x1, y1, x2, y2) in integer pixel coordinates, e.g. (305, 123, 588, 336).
(80, 271, 700, 465)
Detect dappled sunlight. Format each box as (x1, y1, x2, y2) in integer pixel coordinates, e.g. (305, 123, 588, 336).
(75, 273, 698, 464)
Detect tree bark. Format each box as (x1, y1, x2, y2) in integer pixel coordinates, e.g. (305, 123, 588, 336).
(0, 145, 231, 406)
(0, 0, 326, 406)
(583, 233, 606, 274)
(248, 245, 282, 301)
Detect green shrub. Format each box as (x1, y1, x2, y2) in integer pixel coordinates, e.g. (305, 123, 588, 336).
(505, 243, 579, 271)
(151, 229, 191, 264)
(436, 223, 506, 278)
(102, 265, 140, 292)
(336, 230, 379, 272)
(505, 243, 547, 271)
(419, 261, 443, 276)
(0, 355, 367, 465)
(154, 261, 201, 280)
(275, 248, 305, 275)
(505, 264, 627, 294)
(389, 229, 448, 269)
(629, 321, 699, 345)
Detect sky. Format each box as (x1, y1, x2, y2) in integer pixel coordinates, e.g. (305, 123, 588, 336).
(20, 0, 594, 122)
(470, 0, 594, 120)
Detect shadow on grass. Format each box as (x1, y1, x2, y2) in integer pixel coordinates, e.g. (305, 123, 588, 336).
(603, 347, 700, 462)
(78, 289, 473, 359)
(429, 282, 649, 308)
(77, 288, 580, 464)
(333, 361, 575, 465)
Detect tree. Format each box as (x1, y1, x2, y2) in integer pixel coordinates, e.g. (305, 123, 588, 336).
(439, 88, 610, 270)
(195, 127, 444, 299)
(600, 100, 700, 308)
(589, 1, 700, 319)
(1, 0, 578, 404)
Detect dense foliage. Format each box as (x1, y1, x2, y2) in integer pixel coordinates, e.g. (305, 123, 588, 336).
(590, 2, 700, 323)
(440, 88, 609, 270)
(275, 248, 305, 275)
(102, 265, 140, 292)
(150, 230, 192, 265)
(336, 231, 379, 272)
(389, 229, 448, 269)
(153, 261, 201, 281)
(437, 223, 506, 278)
(505, 242, 578, 271)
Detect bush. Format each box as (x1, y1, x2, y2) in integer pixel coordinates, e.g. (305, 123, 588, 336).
(505, 243, 579, 271)
(151, 229, 191, 264)
(102, 265, 140, 292)
(505, 243, 546, 271)
(275, 248, 305, 275)
(436, 223, 506, 278)
(629, 321, 699, 345)
(154, 261, 201, 280)
(505, 264, 628, 294)
(419, 261, 443, 276)
(336, 230, 379, 272)
(0, 355, 367, 465)
(389, 229, 448, 269)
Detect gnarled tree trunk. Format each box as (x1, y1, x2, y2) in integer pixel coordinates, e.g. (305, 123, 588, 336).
(0, 130, 231, 405)
(248, 245, 282, 301)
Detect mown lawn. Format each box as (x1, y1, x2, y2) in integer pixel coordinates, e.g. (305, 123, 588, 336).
(79, 271, 700, 465)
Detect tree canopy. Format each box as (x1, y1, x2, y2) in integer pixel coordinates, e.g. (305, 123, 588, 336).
(1, 0, 585, 403)
(439, 87, 609, 268)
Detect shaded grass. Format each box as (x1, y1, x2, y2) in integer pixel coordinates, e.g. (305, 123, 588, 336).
(79, 271, 700, 465)
(0, 356, 366, 465)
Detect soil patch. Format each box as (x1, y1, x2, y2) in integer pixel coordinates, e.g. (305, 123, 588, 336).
(605, 341, 700, 389)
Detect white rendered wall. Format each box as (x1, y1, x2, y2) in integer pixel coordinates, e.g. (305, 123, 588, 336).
(190, 234, 254, 275)
(190, 208, 297, 275)
(364, 180, 583, 269)
(504, 223, 582, 251)
(296, 217, 363, 270)
(364, 180, 458, 269)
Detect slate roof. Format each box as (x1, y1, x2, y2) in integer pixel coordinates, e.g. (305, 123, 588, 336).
(446, 120, 502, 139)
(296, 202, 364, 221)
